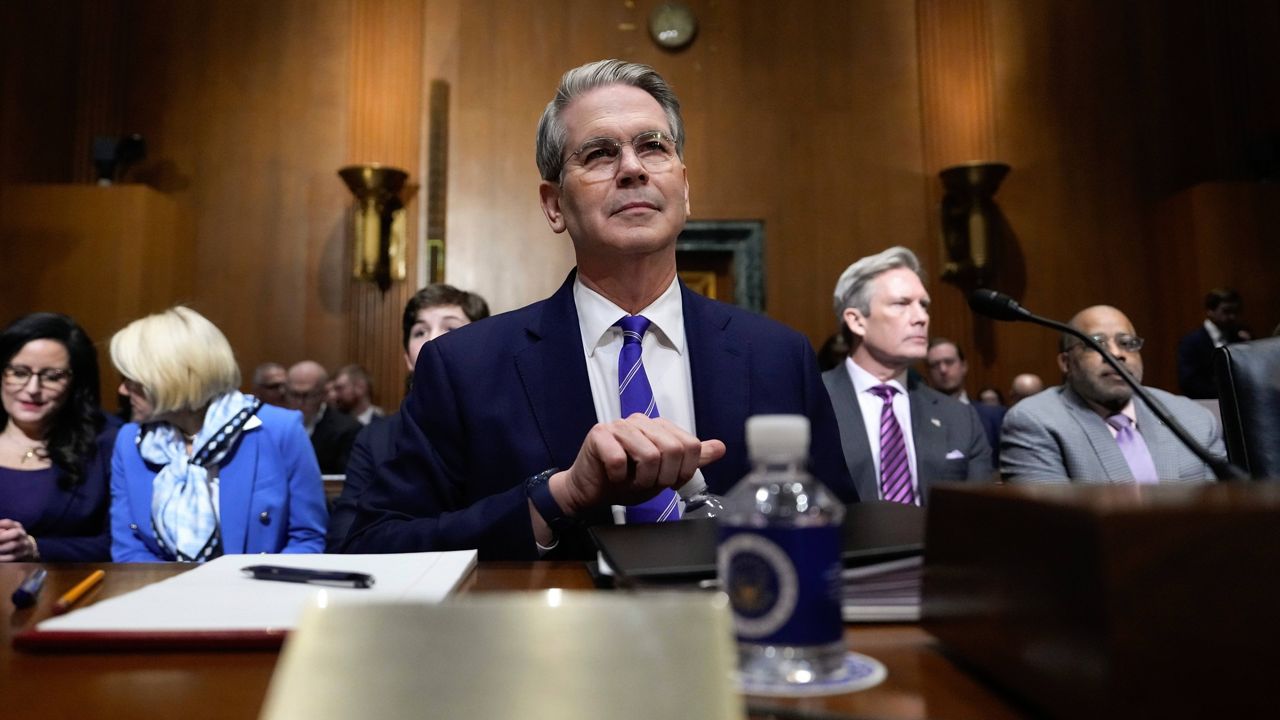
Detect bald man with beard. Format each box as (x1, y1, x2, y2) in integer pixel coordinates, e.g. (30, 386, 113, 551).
(1000, 305, 1224, 483)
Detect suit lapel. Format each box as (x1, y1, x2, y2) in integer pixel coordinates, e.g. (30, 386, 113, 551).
(683, 286, 749, 491)
(824, 367, 878, 503)
(1061, 386, 1133, 481)
(218, 426, 258, 554)
(908, 382, 944, 500)
(513, 271, 599, 470)
(1134, 393, 1180, 480)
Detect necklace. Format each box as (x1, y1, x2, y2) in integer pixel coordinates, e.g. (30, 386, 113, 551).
(2, 433, 45, 463)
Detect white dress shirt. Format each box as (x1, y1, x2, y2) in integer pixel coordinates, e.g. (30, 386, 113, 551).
(574, 275, 704, 521)
(844, 357, 921, 504)
(1205, 319, 1227, 348)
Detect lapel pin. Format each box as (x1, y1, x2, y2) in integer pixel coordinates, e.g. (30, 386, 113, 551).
(931, 418, 941, 427)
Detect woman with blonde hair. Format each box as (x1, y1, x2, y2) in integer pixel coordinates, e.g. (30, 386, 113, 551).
(109, 307, 326, 561)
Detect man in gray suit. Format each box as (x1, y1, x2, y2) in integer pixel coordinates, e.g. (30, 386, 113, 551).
(823, 247, 993, 505)
(1001, 305, 1224, 483)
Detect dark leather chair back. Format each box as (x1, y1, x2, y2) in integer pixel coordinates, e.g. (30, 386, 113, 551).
(1214, 337, 1280, 479)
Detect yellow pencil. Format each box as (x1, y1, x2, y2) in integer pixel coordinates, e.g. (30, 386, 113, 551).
(52, 569, 106, 615)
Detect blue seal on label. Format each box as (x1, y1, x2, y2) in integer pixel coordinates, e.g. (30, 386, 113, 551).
(719, 525, 842, 647)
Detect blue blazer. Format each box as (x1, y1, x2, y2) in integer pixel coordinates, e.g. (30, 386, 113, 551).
(110, 403, 328, 562)
(344, 271, 857, 560)
(20, 418, 120, 562)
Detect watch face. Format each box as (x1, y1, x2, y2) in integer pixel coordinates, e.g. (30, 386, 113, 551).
(649, 2, 697, 50)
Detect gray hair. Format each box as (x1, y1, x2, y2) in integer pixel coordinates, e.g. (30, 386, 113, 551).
(832, 246, 924, 320)
(535, 59, 685, 182)
(252, 362, 284, 386)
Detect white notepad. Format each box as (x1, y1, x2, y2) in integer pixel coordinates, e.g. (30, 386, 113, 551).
(35, 551, 477, 633)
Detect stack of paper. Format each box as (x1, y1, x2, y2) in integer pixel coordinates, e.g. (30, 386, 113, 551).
(842, 555, 922, 622)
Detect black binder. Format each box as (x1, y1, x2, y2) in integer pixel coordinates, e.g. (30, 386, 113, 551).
(589, 501, 924, 585)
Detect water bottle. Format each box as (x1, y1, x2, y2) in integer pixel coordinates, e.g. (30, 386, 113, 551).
(717, 414, 847, 686)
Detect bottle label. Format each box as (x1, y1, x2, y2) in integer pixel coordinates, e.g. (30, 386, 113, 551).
(717, 525, 843, 646)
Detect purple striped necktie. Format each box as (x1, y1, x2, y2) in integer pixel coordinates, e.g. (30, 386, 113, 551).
(1106, 414, 1159, 483)
(869, 384, 916, 505)
(616, 315, 680, 523)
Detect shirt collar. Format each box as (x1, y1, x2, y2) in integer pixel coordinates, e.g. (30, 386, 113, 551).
(1204, 318, 1225, 347)
(844, 356, 909, 396)
(574, 273, 685, 357)
(1119, 399, 1138, 427)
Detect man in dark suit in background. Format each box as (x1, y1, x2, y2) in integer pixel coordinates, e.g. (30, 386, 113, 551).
(823, 247, 993, 506)
(1177, 288, 1250, 399)
(251, 362, 288, 407)
(925, 337, 1005, 465)
(343, 59, 856, 560)
(286, 360, 360, 474)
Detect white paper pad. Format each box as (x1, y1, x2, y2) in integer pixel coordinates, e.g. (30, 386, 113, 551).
(36, 551, 477, 633)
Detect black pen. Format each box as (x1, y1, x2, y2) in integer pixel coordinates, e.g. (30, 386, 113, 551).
(240, 565, 375, 589)
(11, 567, 48, 608)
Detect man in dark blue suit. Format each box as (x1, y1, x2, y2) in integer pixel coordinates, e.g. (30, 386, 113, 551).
(343, 60, 856, 560)
(1177, 288, 1249, 399)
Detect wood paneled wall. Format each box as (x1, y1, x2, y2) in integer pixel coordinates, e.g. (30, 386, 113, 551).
(3, 0, 1278, 408)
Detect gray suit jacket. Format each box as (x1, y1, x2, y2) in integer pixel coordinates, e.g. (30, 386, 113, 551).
(822, 366, 994, 504)
(1000, 384, 1225, 483)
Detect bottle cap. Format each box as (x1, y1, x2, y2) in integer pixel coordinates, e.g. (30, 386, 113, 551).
(746, 414, 810, 461)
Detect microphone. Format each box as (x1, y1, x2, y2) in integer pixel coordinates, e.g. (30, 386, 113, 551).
(968, 288, 1248, 481)
(967, 288, 1033, 322)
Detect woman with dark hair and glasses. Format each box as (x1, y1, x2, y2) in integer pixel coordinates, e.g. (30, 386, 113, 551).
(0, 313, 119, 561)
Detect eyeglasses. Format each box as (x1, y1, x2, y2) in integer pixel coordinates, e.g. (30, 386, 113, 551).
(1068, 333, 1145, 353)
(560, 130, 678, 182)
(3, 364, 73, 388)
(284, 388, 325, 402)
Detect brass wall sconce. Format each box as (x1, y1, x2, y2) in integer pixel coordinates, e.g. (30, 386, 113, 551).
(939, 161, 1011, 289)
(339, 163, 409, 291)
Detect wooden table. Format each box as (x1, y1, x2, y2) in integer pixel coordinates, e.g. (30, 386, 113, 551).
(1, 562, 1027, 719)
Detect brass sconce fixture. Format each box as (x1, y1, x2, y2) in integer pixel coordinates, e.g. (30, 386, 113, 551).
(939, 161, 1011, 289)
(339, 163, 409, 292)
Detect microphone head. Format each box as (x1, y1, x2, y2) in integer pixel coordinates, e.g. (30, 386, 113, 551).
(968, 288, 1031, 322)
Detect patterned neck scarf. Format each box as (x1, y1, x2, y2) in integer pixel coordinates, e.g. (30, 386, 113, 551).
(138, 391, 261, 562)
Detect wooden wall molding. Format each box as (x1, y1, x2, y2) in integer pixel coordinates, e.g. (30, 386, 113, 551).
(915, 0, 1001, 389)
(344, 0, 426, 409)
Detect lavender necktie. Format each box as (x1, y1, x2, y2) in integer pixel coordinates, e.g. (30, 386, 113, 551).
(1106, 414, 1160, 483)
(869, 385, 915, 505)
(616, 315, 680, 523)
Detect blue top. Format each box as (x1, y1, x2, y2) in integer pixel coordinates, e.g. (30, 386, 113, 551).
(110, 403, 328, 562)
(0, 466, 58, 526)
(0, 420, 120, 562)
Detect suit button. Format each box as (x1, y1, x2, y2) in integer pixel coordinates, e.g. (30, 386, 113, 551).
(259, 511, 270, 525)
(129, 523, 140, 536)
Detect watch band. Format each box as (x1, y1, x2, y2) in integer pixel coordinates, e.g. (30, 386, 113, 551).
(526, 467, 577, 532)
